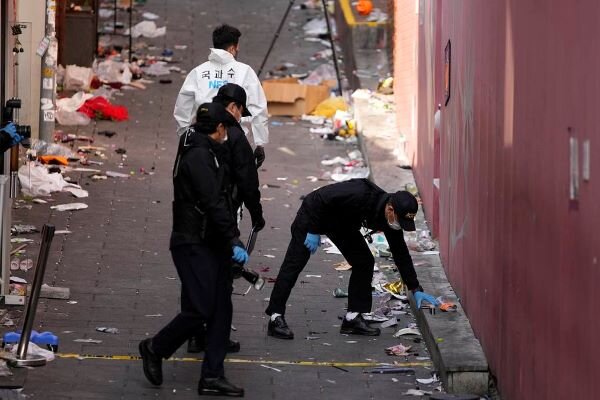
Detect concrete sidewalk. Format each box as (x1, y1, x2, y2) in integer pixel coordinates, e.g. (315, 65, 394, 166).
(5, 1, 443, 399)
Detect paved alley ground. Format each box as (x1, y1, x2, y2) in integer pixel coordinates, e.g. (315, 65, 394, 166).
(7, 1, 440, 398)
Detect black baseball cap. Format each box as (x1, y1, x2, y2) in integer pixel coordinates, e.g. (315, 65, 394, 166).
(390, 191, 418, 231)
(195, 102, 234, 133)
(214, 83, 251, 117)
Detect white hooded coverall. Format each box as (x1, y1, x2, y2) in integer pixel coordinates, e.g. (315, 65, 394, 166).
(173, 48, 269, 146)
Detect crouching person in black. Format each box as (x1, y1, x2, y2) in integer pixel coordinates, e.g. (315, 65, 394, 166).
(139, 103, 247, 397)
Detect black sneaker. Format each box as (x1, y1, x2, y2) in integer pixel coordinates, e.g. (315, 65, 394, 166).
(198, 376, 244, 397)
(340, 314, 381, 336)
(188, 337, 241, 353)
(139, 338, 163, 385)
(267, 315, 294, 339)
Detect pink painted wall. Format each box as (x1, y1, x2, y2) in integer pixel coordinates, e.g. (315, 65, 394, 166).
(394, 1, 600, 399)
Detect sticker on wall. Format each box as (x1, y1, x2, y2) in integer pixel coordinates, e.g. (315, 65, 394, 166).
(43, 110, 55, 122)
(444, 40, 451, 106)
(42, 78, 53, 90)
(40, 98, 54, 110)
(36, 36, 50, 57)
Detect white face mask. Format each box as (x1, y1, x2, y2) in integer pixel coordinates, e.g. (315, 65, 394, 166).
(388, 220, 402, 230)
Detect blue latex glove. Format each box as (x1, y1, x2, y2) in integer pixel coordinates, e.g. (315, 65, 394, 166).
(232, 246, 249, 264)
(304, 233, 321, 254)
(1, 123, 23, 146)
(414, 291, 440, 309)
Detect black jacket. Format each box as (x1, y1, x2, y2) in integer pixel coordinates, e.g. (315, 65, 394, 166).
(299, 179, 420, 290)
(224, 123, 262, 224)
(170, 129, 241, 251)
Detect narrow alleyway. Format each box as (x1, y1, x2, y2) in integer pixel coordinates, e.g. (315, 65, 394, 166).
(10, 1, 438, 398)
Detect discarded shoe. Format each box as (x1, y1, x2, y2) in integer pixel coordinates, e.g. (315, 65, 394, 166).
(139, 338, 162, 386)
(198, 376, 244, 397)
(268, 316, 294, 339)
(340, 314, 381, 336)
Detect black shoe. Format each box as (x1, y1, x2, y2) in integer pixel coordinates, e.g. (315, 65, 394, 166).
(267, 316, 294, 339)
(139, 338, 163, 386)
(188, 338, 240, 353)
(227, 339, 241, 353)
(340, 314, 381, 336)
(199, 376, 244, 397)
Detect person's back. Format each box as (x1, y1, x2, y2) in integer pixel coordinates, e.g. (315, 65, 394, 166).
(174, 24, 269, 149)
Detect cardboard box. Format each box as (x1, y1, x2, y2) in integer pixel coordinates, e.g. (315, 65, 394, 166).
(262, 78, 331, 116)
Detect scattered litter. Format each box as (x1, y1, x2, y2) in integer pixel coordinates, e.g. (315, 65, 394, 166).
(5, 342, 55, 361)
(130, 20, 166, 38)
(365, 367, 415, 375)
(145, 314, 163, 318)
(33, 198, 48, 204)
(385, 344, 412, 356)
(403, 389, 431, 396)
(11, 238, 34, 243)
(325, 379, 336, 384)
(333, 288, 348, 298)
(362, 313, 388, 322)
(142, 11, 160, 20)
(63, 187, 89, 198)
(11, 224, 38, 235)
(416, 374, 439, 385)
(263, 254, 276, 258)
(143, 62, 171, 76)
(301, 114, 326, 125)
(96, 327, 119, 334)
(106, 171, 130, 178)
(276, 177, 288, 181)
(345, 341, 357, 344)
(305, 274, 321, 278)
(277, 146, 296, 156)
(67, 301, 78, 305)
(393, 328, 421, 337)
(97, 130, 116, 138)
(174, 45, 188, 50)
(305, 336, 320, 340)
(50, 203, 88, 212)
(260, 364, 282, 372)
(380, 318, 398, 328)
(55, 230, 72, 235)
(74, 338, 102, 344)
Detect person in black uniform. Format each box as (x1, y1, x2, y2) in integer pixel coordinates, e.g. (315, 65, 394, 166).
(187, 83, 265, 354)
(139, 103, 247, 397)
(265, 179, 438, 340)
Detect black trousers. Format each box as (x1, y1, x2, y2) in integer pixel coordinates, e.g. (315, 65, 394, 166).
(152, 244, 232, 379)
(266, 213, 375, 316)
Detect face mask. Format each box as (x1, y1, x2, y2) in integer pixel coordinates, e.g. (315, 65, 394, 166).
(388, 220, 402, 230)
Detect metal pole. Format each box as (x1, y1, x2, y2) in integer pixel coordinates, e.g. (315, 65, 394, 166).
(321, 0, 343, 94)
(38, 0, 57, 142)
(257, 0, 295, 77)
(128, 0, 132, 63)
(13, 224, 55, 367)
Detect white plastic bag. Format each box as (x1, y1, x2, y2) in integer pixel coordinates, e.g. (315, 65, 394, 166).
(93, 60, 132, 84)
(5, 342, 55, 362)
(56, 109, 91, 126)
(130, 21, 166, 38)
(64, 65, 94, 91)
(18, 163, 76, 197)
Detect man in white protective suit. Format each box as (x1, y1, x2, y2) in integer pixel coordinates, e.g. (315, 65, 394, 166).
(173, 24, 269, 167)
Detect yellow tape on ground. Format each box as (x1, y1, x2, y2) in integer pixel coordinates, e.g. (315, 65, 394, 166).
(55, 353, 431, 368)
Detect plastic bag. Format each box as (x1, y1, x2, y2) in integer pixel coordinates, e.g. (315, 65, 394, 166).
(130, 21, 166, 38)
(5, 342, 55, 361)
(143, 62, 170, 76)
(301, 64, 337, 86)
(56, 109, 91, 126)
(64, 65, 94, 91)
(93, 59, 132, 84)
(312, 97, 348, 118)
(18, 163, 69, 197)
(56, 91, 93, 113)
(29, 139, 76, 158)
